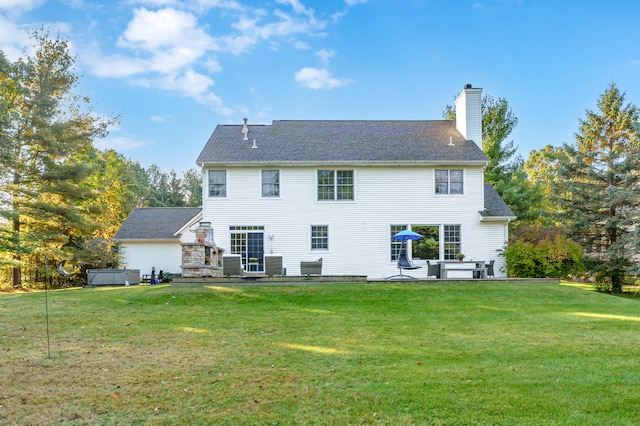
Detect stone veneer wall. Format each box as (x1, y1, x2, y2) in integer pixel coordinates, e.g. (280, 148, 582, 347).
(181, 243, 222, 278)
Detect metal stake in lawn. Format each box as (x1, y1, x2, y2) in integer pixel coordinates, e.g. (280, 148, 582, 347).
(44, 256, 51, 358)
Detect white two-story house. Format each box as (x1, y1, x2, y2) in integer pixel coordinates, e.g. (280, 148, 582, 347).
(196, 84, 515, 279)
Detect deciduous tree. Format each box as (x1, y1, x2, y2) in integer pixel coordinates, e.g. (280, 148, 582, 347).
(523, 145, 570, 224)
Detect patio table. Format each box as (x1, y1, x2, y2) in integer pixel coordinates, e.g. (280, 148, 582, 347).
(438, 261, 487, 279)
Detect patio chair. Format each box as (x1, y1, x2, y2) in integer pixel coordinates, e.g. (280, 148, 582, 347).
(487, 260, 495, 278)
(426, 261, 441, 279)
(265, 255, 284, 276)
(300, 258, 322, 275)
(387, 248, 421, 279)
(223, 254, 243, 276)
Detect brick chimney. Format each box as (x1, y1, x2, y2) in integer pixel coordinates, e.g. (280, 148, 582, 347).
(454, 84, 482, 145)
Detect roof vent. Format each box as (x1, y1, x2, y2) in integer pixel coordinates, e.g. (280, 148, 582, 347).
(448, 136, 455, 146)
(242, 117, 248, 140)
(251, 139, 257, 149)
(464, 83, 472, 89)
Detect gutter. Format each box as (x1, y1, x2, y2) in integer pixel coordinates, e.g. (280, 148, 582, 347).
(197, 160, 490, 168)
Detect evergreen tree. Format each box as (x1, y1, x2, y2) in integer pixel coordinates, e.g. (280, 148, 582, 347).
(0, 52, 20, 270)
(0, 30, 115, 288)
(182, 168, 202, 207)
(553, 83, 640, 293)
(144, 164, 184, 207)
(143, 164, 200, 207)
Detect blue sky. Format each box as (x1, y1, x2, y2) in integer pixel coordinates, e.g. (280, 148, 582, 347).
(1, 0, 639, 173)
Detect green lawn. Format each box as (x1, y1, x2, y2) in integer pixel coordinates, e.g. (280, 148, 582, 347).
(1, 282, 638, 425)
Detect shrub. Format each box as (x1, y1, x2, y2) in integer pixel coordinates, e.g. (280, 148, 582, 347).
(500, 225, 583, 278)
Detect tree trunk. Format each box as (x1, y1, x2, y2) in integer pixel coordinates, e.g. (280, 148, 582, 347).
(11, 169, 21, 289)
(11, 265, 21, 289)
(611, 269, 623, 294)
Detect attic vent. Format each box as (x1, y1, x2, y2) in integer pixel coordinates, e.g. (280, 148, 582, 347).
(448, 137, 455, 146)
(242, 117, 248, 140)
(251, 139, 257, 149)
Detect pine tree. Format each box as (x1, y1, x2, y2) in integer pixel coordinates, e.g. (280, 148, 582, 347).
(182, 168, 203, 207)
(554, 83, 640, 293)
(0, 30, 115, 288)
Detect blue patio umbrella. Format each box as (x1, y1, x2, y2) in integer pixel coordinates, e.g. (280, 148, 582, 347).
(392, 229, 423, 241)
(387, 229, 424, 280)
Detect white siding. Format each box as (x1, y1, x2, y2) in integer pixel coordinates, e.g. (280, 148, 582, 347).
(455, 86, 483, 145)
(118, 241, 182, 276)
(202, 165, 509, 279)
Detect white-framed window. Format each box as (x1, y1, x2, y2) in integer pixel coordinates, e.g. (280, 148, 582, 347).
(390, 224, 408, 261)
(443, 224, 461, 260)
(311, 225, 329, 250)
(317, 170, 354, 201)
(261, 170, 280, 197)
(435, 169, 463, 194)
(390, 224, 440, 261)
(208, 170, 226, 197)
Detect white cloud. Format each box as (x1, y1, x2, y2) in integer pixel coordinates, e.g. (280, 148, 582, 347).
(0, 15, 29, 60)
(294, 67, 350, 90)
(0, 0, 44, 12)
(85, 49, 149, 77)
(95, 135, 153, 151)
(220, 5, 326, 54)
(276, 0, 313, 17)
(200, 0, 243, 8)
(294, 49, 349, 90)
(85, 7, 232, 113)
(159, 69, 214, 97)
(217, 33, 255, 55)
(332, 0, 368, 22)
(316, 48, 334, 67)
(150, 115, 167, 123)
(124, 0, 178, 6)
(124, 0, 243, 10)
(85, 1, 331, 114)
(118, 7, 213, 53)
(202, 57, 223, 73)
(134, 69, 232, 115)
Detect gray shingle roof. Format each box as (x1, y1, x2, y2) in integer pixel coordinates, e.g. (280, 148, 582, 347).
(114, 207, 202, 240)
(197, 120, 489, 165)
(482, 184, 516, 218)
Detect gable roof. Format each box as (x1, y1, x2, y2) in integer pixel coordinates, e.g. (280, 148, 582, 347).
(481, 184, 516, 220)
(197, 120, 489, 166)
(114, 207, 202, 241)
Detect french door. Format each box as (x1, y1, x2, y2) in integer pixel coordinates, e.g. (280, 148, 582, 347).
(230, 226, 265, 272)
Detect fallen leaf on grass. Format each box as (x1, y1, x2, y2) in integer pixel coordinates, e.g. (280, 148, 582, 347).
(110, 394, 119, 400)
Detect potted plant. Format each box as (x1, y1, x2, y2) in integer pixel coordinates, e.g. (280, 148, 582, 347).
(456, 253, 465, 261)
